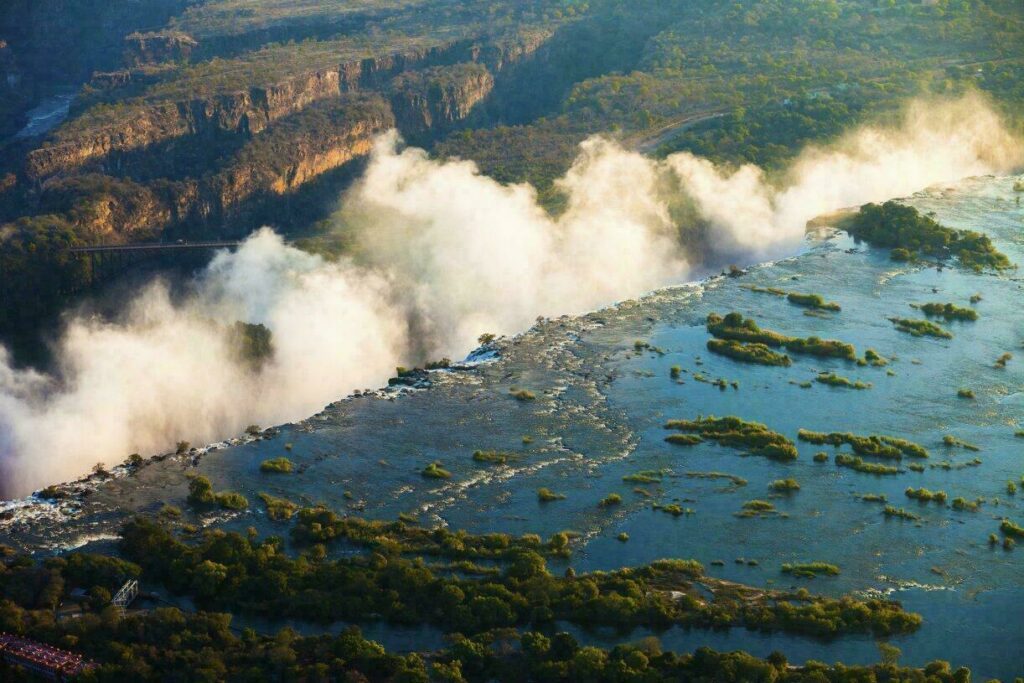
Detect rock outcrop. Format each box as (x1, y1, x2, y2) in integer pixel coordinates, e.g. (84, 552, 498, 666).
(25, 30, 553, 182)
(124, 31, 197, 67)
(390, 63, 495, 133)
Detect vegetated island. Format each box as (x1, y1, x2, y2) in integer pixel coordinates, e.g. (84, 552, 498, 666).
(912, 302, 978, 322)
(798, 429, 928, 460)
(706, 312, 858, 362)
(840, 201, 1013, 271)
(666, 416, 798, 461)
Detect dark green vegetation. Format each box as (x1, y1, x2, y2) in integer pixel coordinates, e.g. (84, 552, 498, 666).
(835, 454, 900, 476)
(685, 472, 747, 489)
(815, 372, 870, 390)
(111, 515, 923, 638)
(736, 500, 779, 519)
(259, 456, 294, 473)
(883, 506, 922, 521)
(942, 435, 980, 452)
(623, 470, 666, 485)
(664, 433, 702, 446)
(798, 430, 928, 460)
(957, 388, 976, 399)
(745, 286, 841, 312)
(1001, 519, 1024, 538)
(863, 349, 888, 367)
(652, 503, 695, 517)
(421, 461, 452, 479)
(781, 562, 840, 578)
(787, 293, 841, 312)
(0, 515, 959, 682)
(842, 202, 1014, 271)
(951, 497, 981, 512)
(257, 492, 299, 521)
(186, 475, 249, 510)
(905, 487, 948, 504)
(769, 479, 801, 493)
(537, 488, 566, 503)
(665, 416, 798, 462)
(472, 450, 516, 465)
(889, 317, 953, 339)
(858, 494, 887, 503)
(706, 338, 791, 367)
(916, 302, 978, 322)
(706, 313, 857, 361)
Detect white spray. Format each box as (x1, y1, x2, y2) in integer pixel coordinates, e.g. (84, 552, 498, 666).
(0, 94, 1019, 497)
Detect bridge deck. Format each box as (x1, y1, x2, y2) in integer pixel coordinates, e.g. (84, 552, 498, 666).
(69, 241, 242, 254)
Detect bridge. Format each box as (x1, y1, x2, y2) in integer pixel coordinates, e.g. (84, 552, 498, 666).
(69, 240, 242, 254)
(110, 579, 139, 618)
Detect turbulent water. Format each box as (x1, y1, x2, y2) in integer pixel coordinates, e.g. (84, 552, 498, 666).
(2, 175, 1023, 679)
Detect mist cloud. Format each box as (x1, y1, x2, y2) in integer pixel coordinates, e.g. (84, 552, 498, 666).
(0, 93, 1020, 497)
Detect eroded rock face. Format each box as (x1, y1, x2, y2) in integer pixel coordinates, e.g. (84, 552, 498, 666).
(390, 63, 495, 132)
(25, 29, 554, 183)
(124, 31, 197, 67)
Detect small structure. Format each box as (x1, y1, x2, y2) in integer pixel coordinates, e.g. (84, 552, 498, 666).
(111, 579, 139, 618)
(0, 633, 94, 680)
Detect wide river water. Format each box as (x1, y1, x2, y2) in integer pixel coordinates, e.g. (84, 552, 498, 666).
(2, 175, 1023, 679)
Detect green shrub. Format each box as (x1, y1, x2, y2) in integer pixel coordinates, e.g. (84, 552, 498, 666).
(883, 506, 920, 521)
(260, 457, 294, 473)
(538, 488, 566, 502)
(905, 487, 947, 504)
(472, 450, 514, 464)
(706, 338, 791, 366)
(787, 292, 841, 312)
(664, 434, 702, 446)
(665, 416, 797, 461)
(781, 562, 840, 578)
(422, 462, 452, 479)
(258, 493, 298, 521)
(216, 492, 249, 510)
(889, 317, 952, 339)
(917, 302, 978, 321)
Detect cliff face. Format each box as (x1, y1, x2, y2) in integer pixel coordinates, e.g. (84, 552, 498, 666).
(390, 63, 495, 133)
(124, 31, 197, 67)
(10, 21, 561, 249)
(25, 30, 553, 182)
(28, 96, 396, 244)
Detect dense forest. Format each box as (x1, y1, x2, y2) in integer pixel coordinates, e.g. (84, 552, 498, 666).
(0, 518, 983, 682)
